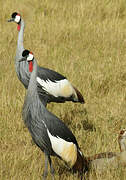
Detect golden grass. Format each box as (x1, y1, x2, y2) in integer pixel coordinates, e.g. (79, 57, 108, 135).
(1, 0, 126, 179)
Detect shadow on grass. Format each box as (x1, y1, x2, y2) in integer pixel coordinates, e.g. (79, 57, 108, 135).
(60, 108, 96, 132)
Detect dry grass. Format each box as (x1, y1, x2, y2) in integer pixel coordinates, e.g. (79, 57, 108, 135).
(1, 0, 126, 179)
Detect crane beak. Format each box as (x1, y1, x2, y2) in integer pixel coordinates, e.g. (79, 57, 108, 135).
(19, 57, 27, 62)
(8, 18, 14, 22)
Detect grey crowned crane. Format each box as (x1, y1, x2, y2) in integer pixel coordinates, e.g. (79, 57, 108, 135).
(20, 49, 88, 179)
(86, 129, 126, 171)
(8, 12, 85, 107)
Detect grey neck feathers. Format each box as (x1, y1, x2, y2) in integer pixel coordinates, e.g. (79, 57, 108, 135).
(16, 19, 25, 60)
(26, 59, 46, 112)
(28, 59, 38, 96)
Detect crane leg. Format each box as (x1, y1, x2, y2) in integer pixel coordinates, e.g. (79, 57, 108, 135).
(42, 153, 48, 180)
(48, 156, 55, 180)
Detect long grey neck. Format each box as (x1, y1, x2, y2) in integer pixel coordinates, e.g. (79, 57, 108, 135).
(28, 59, 38, 95)
(16, 19, 25, 60)
(27, 59, 47, 108)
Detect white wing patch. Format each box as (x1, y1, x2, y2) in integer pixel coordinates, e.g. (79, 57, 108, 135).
(37, 77, 76, 98)
(47, 129, 77, 167)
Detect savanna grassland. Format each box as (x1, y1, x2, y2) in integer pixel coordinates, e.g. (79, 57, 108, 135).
(1, 0, 126, 179)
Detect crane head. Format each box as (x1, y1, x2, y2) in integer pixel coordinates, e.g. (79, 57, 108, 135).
(19, 49, 34, 72)
(8, 12, 21, 31)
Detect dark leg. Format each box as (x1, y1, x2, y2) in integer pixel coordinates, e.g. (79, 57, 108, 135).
(48, 156, 55, 180)
(42, 153, 49, 180)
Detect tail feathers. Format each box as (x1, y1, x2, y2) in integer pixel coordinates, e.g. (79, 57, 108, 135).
(73, 86, 85, 104)
(72, 150, 88, 175)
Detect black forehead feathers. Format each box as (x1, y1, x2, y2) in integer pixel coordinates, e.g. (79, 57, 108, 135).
(12, 12, 18, 18)
(22, 49, 30, 57)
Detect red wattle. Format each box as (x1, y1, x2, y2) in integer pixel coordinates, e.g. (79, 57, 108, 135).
(17, 24, 20, 31)
(29, 61, 33, 72)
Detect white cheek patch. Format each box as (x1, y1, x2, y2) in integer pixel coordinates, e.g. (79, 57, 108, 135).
(37, 77, 75, 98)
(27, 53, 34, 61)
(15, 15, 21, 23)
(47, 129, 77, 166)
